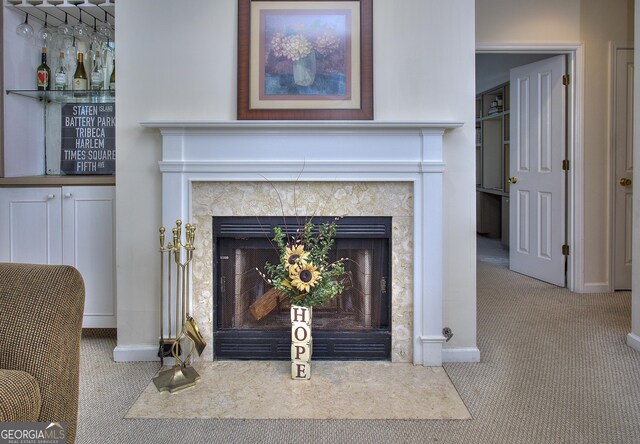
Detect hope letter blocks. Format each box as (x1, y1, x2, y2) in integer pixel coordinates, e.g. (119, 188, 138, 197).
(290, 305, 312, 380)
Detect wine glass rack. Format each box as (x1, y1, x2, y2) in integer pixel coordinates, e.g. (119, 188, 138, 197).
(4, 0, 115, 28)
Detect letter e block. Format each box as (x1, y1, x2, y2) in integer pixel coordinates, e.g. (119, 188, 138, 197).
(291, 361, 311, 380)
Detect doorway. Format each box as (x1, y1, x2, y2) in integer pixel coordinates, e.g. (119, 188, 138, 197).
(475, 47, 581, 290)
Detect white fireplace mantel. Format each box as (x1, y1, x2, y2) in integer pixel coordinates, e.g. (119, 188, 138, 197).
(142, 120, 463, 366)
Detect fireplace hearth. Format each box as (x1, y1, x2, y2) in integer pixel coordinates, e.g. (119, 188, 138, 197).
(213, 217, 391, 360)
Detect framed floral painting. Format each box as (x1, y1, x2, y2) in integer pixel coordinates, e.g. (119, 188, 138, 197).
(237, 0, 373, 120)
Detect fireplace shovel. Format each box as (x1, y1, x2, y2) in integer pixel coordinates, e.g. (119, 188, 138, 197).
(185, 315, 206, 356)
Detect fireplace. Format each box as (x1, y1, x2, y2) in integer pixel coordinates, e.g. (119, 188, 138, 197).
(213, 216, 391, 360)
(143, 120, 460, 366)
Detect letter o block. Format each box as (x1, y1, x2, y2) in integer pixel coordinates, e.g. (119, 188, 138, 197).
(291, 324, 310, 343)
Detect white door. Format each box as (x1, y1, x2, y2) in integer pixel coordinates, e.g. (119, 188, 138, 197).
(509, 55, 566, 286)
(0, 188, 63, 264)
(62, 186, 116, 328)
(613, 48, 633, 290)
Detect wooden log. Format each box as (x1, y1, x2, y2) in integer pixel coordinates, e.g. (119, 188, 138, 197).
(249, 287, 288, 321)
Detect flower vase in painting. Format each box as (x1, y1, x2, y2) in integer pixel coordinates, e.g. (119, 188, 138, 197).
(293, 51, 316, 86)
(265, 14, 345, 95)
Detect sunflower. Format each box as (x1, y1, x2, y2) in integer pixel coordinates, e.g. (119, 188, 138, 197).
(283, 244, 309, 271)
(289, 262, 322, 293)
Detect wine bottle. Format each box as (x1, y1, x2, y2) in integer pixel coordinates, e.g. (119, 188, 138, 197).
(91, 51, 103, 90)
(73, 52, 88, 91)
(109, 60, 115, 92)
(36, 47, 51, 91)
(54, 52, 67, 91)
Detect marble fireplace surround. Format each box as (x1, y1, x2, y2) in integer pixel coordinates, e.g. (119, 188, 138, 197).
(142, 120, 462, 366)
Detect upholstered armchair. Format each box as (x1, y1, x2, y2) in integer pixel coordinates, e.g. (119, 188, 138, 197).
(0, 263, 85, 443)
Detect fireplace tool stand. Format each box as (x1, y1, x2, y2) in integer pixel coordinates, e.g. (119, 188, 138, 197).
(153, 220, 207, 393)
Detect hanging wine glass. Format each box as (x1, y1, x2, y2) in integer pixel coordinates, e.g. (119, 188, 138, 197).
(36, 14, 55, 48)
(16, 14, 34, 42)
(90, 17, 106, 48)
(97, 11, 114, 42)
(55, 12, 73, 50)
(74, 10, 91, 42)
(58, 12, 73, 37)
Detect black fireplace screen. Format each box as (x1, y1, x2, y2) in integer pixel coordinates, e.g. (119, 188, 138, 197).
(213, 217, 391, 360)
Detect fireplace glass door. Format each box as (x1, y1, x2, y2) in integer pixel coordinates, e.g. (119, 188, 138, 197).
(213, 217, 391, 360)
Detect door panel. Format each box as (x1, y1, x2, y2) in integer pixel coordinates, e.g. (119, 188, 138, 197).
(539, 72, 553, 172)
(0, 188, 62, 264)
(538, 192, 552, 259)
(516, 79, 531, 172)
(613, 48, 633, 290)
(516, 190, 530, 253)
(62, 186, 116, 328)
(510, 55, 566, 286)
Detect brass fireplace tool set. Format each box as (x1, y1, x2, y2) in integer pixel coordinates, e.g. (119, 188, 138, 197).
(153, 220, 207, 393)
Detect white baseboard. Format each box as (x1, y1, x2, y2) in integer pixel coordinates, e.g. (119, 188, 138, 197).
(83, 315, 116, 329)
(113, 345, 160, 362)
(442, 347, 481, 363)
(581, 282, 611, 293)
(627, 333, 640, 353)
(113, 344, 482, 363)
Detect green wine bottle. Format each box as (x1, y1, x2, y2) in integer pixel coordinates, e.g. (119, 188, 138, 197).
(36, 47, 51, 91)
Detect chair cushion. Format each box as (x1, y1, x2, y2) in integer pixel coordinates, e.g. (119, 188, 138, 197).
(0, 369, 42, 422)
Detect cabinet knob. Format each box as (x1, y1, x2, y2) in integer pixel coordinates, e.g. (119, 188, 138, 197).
(508, 177, 518, 184)
(64, 192, 73, 198)
(619, 178, 632, 187)
(47, 194, 55, 199)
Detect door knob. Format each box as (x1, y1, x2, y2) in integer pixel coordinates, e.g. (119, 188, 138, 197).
(508, 177, 518, 184)
(619, 178, 632, 187)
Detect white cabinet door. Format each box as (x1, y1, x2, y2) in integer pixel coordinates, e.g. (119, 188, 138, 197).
(62, 186, 116, 328)
(0, 188, 62, 264)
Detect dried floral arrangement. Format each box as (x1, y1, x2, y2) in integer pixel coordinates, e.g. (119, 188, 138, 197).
(256, 218, 348, 308)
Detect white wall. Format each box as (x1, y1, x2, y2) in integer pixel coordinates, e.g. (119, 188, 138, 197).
(115, 0, 237, 354)
(476, 0, 634, 291)
(115, 0, 478, 359)
(476, 0, 581, 43)
(3, 8, 45, 177)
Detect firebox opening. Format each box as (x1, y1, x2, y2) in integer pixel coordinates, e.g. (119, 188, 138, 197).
(213, 216, 392, 360)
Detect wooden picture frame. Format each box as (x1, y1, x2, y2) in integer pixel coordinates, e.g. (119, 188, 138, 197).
(237, 0, 373, 120)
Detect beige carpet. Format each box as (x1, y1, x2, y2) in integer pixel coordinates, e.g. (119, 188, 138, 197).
(76, 237, 640, 443)
(126, 361, 470, 420)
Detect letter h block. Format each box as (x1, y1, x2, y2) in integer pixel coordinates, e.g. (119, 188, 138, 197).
(291, 305, 312, 380)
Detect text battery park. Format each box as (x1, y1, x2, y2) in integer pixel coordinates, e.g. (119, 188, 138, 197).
(60, 103, 115, 175)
